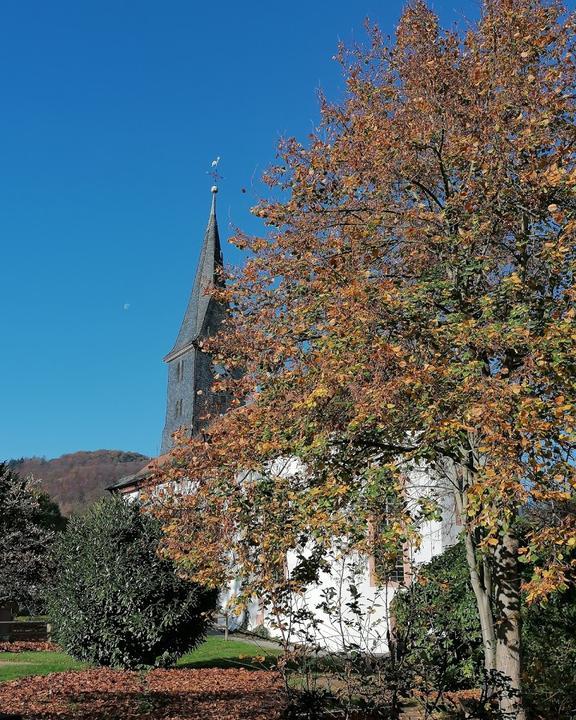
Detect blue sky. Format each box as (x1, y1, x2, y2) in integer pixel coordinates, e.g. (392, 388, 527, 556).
(0, 0, 551, 459)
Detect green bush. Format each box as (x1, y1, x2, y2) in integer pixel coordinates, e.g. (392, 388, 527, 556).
(393, 541, 484, 692)
(393, 539, 576, 720)
(523, 586, 576, 720)
(48, 496, 217, 669)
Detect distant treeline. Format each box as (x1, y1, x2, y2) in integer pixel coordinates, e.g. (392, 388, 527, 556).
(6, 451, 150, 515)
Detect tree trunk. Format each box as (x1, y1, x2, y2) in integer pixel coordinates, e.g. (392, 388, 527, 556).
(442, 455, 525, 718)
(463, 530, 496, 671)
(494, 529, 525, 720)
(450, 463, 497, 672)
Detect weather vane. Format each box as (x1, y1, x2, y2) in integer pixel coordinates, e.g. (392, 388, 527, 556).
(208, 156, 223, 192)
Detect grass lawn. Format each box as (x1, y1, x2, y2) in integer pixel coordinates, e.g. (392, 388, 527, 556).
(178, 636, 280, 669)
(0, 635, 281, 682)
(0, 651, 87, 682)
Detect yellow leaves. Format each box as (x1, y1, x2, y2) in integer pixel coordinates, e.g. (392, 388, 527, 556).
(307, 384, 331, 404)
(293, 383, 332, 410)
(524, 565, 570, 605)
(256, 441, 276, 455)
(542, 163, 566, 187)
(505, 272, 522, 287)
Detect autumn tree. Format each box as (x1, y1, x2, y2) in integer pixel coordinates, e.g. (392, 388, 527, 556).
(152, 1, 576, 717)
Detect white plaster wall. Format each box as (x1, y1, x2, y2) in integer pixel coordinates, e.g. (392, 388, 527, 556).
(122, 455, 462, 652)
(241, 459, 463, 653)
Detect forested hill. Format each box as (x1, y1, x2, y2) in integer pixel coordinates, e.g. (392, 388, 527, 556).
(7, 451, 150, 515)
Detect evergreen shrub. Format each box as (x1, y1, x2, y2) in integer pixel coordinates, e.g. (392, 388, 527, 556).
(49, 496, 216, 669)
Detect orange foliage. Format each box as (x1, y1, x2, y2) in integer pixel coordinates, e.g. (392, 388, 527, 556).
(9, 451, 150, 515)
(152, 0, 576, 607)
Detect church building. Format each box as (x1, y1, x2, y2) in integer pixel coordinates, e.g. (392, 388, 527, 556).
(161, 185, 227, 454)
(110, 186, 461, 652)
(108, 186, 228, 493)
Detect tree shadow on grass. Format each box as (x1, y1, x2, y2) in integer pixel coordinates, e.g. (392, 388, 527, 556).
(178, 654, 279, 671)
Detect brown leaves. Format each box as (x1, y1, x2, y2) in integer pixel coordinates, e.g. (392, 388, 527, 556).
(0, 642, 58, 654)
(0, 668, 284, 720)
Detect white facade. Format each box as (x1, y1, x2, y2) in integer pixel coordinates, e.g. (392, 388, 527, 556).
(152, 458, 463, 655)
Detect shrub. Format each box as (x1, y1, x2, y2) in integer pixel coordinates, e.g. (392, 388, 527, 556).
(392, 541, 484, 694)
(0, 462, 66, 614)
(523, 586, 576, 720)
(393, 539, 576, 720)
(48, 496, 217, 669)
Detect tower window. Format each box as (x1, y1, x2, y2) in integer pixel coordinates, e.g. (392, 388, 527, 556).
(176, 360, 184, 382)
(175, 399, 183, 418)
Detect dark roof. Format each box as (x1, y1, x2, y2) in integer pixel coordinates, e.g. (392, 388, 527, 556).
(106, 467, 152, 492)
(164, 188, 223, 362)
(106, 454, 171, 493)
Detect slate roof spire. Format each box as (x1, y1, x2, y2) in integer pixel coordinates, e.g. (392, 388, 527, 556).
(164, 185, 223, 362)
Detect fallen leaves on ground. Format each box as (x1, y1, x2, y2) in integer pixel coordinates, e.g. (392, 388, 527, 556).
(0, 642, 58, 654)
(442, 689, 481, 702)
(0, 667, 284, 719)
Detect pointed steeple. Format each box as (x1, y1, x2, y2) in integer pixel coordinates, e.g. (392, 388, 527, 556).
(165, 186, 223, 362)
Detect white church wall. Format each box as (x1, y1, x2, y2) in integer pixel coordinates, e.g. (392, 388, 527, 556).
(120, 454, 462, 652)
(275, 551, 397, 654)
(240, 459, 463, 653)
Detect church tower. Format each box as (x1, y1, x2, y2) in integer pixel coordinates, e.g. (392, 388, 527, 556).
(161, 186, 225, 453)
